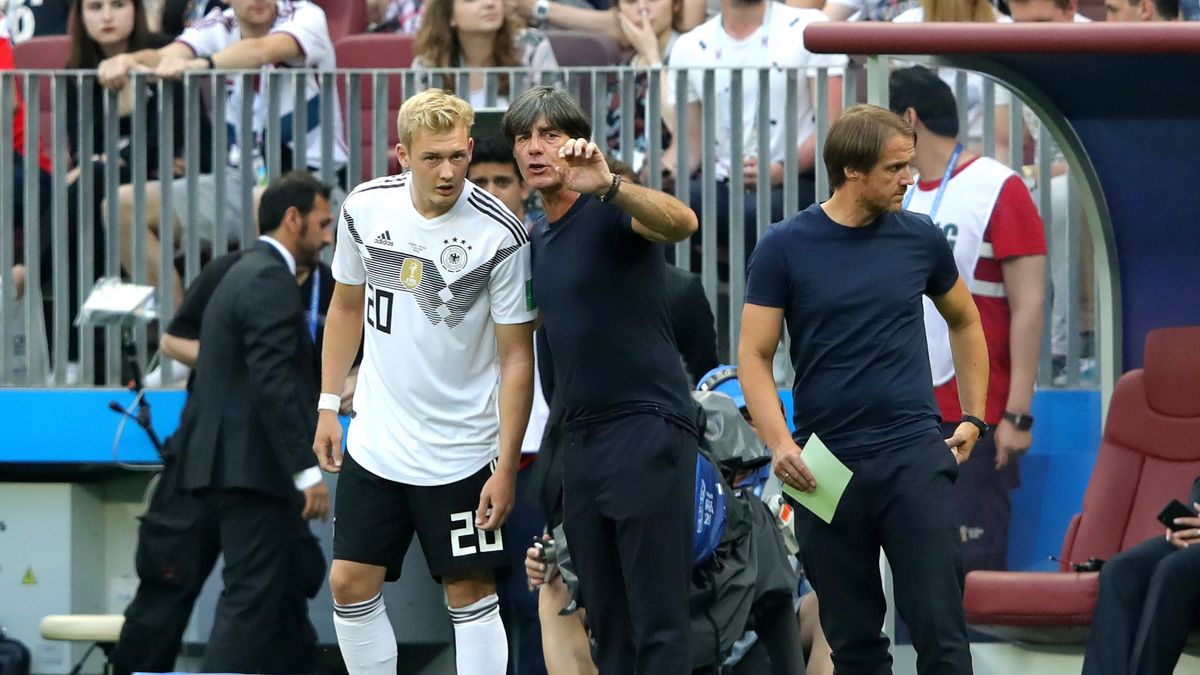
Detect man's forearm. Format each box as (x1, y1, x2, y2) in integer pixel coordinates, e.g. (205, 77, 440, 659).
(612, 181, 698, 243)
(129, 47, 168, 68)
(160, 333, 200, 367)
(739, 349, 792, 452)
(495, 358, 534, 475)
(320, 303, 363, 395)
(549, 4, 621, 41)
(1001, 254, 1044, 414)
(797, 135, 817, 174)
(211, 34, 298, 70)
(822, 3, 857, 20)
(1006, 295, 1043, 414)
(949, 318, 989, 418)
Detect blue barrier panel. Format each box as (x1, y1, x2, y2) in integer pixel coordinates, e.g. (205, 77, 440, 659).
(0, 389, 361, 466)
(1008, 388, 1103, 572)
(0, 389, 187, 464)
(1, 385, 1100, 567)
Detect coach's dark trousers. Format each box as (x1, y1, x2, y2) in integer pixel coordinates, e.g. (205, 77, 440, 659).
(562, 413, 696, 675)
(795, 433, 972, 675)
(1082, 535, 1200, 675)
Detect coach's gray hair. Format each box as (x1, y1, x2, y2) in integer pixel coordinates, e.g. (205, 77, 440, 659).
(502, 87, 592, 145)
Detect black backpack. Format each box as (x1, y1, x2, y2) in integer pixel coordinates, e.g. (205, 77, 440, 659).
(0, 628, 30, 675)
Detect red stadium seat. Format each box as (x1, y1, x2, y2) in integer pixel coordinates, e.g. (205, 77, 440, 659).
(544, 30, 623, 115)
(12, 35, 70, 159)
(963, 326, 1200, 643)
(334, 33, 414, 181)
(312, 0, 369, 44)
(544, 30, 623, 67)
(11, 34, 69, 70)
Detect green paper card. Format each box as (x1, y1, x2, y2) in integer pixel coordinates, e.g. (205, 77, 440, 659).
(780, 433, 853, 524)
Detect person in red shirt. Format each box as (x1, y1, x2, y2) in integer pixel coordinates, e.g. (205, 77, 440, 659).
(891, 66, 1047, 573)
(1, 18, 53, 300)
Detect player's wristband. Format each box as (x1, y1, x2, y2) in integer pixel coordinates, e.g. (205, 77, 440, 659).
(317, 392, 342, 413)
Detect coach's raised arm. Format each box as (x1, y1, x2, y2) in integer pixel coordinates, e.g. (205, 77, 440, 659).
(503, 86, 700, 675)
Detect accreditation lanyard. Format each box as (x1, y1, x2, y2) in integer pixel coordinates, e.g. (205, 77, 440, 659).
(308, 268, 320, 344)
(903, 143, 963, 222)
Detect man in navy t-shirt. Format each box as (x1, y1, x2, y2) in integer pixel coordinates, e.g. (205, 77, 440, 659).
(503, 87, 700, 675)
(739, 105, 990, 675)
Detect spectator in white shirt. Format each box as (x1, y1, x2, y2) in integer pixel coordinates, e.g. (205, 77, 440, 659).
(668, 0, 844, 266)
(96, 0, 347, 305)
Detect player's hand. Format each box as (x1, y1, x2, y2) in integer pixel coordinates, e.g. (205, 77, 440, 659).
(475, 469, 516, 531)
(945, 422, 981, 465)
(312, 411, 344, 473)
(557, 138, 614, 198)
(302, 481, 330, 521)
(773, 439, 816, 493)
(994, 418, 1032, 470)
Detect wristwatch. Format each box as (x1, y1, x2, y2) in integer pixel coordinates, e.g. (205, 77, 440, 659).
(1003, 411, 1035, 431)
(532, 0, 550, 27)
(961, 414, 990, 438)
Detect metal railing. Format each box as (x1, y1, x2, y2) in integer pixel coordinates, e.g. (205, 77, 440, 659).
(0, 64, 1098, 389)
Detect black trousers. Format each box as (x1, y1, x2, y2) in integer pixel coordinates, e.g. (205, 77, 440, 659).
(561, 413, 696, 675)
(201, 489, 321, 674)
(1082, 535, 1200, 675)
(794, 434, 972, 675)
(111, 455, 324, 675)
(942, 422, 1019, 573)
(111, 457, 220, 675)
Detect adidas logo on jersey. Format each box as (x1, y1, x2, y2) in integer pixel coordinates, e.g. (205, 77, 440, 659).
(374, 231, 394, 246)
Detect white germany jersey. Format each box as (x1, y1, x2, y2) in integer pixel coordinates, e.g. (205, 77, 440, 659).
(332, 174, 537, 485)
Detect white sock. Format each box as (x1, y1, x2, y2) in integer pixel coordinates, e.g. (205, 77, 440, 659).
(448, 593, 507, 675)
(333, 593, 397, 675)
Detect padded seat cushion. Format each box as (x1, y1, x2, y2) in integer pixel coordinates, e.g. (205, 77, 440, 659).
(963, 570, 1099, 626)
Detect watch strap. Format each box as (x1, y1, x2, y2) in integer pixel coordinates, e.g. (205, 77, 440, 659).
(1003, 411, 1034, 431)
(961, 414, 989, 438)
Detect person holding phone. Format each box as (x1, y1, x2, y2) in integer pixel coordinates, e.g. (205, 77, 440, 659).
(1082, 476, 1200, 675)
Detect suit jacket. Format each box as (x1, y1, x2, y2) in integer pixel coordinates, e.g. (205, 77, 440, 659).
(178, 241, 319, 499)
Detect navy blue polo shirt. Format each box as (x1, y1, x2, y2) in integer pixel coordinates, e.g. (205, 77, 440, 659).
(530, 194, 693, 426)
(745, 203, 959, 458)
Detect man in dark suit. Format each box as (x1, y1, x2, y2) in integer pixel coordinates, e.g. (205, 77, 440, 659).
(1083, 476, 1200, 675)
(175, 171, 334, 673)
(110, 170, 350, 675)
